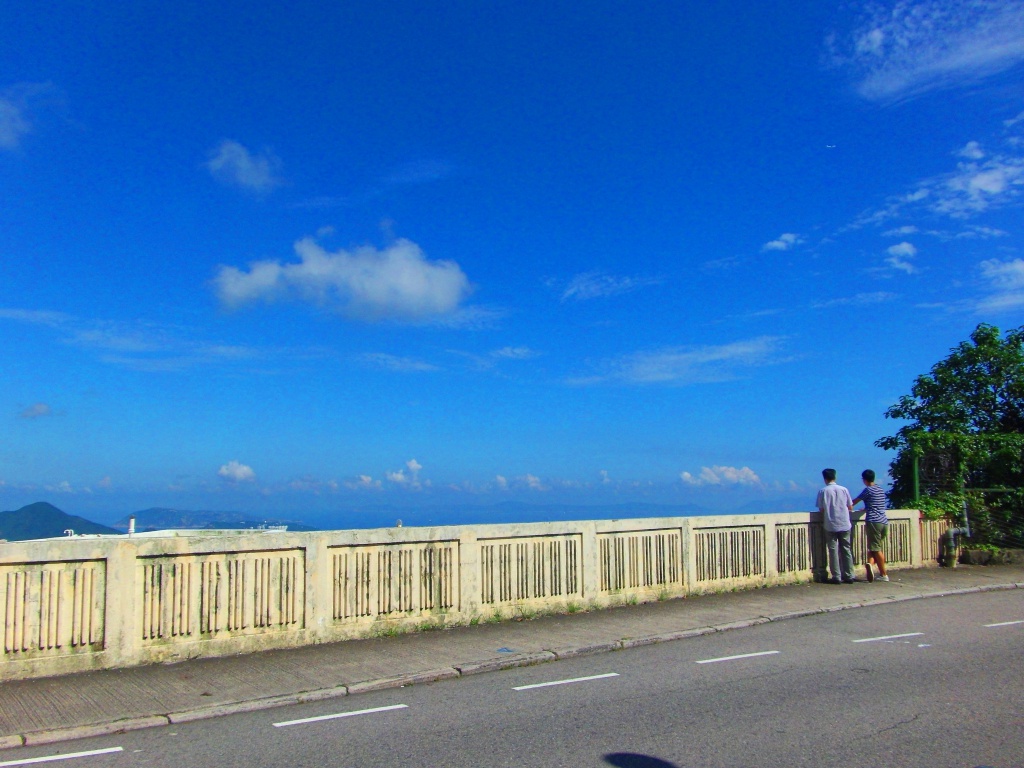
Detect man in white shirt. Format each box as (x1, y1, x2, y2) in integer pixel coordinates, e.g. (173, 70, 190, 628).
(816, 468, 854, 584)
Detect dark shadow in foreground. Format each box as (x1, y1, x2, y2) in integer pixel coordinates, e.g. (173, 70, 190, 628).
(604, 753, 680, 768)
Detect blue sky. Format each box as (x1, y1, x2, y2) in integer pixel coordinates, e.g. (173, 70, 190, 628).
(2, 1, 1024, 522)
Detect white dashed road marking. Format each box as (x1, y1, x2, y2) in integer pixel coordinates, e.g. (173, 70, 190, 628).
(273, 703, 409, 727)
(0, 748, 124, 767)
(513, 672, 620, 691)
(853, 632, 924, 643)
(984, 620, 1024, 628)
(695, 651, 780, 664)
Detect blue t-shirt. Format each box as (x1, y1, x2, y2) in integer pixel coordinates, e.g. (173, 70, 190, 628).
(855, 484, 888, 524)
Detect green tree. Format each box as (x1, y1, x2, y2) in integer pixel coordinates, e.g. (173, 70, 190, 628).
(876, 324, 1024, 546)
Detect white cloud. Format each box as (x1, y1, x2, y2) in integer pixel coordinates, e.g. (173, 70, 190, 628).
(206, 140, 282, 193)
(523, 473, 547, 491)
(976, 258, 1024, 312)
(934, 156, 1024, 217)
(345, 474, 382, 490)
(214, 236, 472, 323)
(958, 141, 986, 160)
(560, 271, 662, 301)
(761, 233, 803, 252)
(831, 0, 1024, 102)
(19, 402, 52, 419)
(885, 241, 918, 273)
(494, 475, 509, 490)
(0, 97, 30, 150)
(218, 460, 255, 483)
(571, 336, 786, 386)
(386, 459, 424, 488)
(681, 465, 761, 486)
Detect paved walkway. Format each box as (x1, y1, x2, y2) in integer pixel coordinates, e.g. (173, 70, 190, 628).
(2, 564, 1022, 750)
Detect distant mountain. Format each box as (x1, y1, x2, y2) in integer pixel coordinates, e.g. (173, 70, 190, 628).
(112, 508, 317, 532)
(0, 502, 120, 541)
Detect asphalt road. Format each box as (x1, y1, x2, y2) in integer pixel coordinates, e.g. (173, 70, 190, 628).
(4, 590, 1022, 768)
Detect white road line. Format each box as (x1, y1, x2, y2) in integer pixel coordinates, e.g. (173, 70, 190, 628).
(273, 703, 408, 728)
(984, 620, 1024, 628)
(695, 650, 780, 664)
(853, 632, 924, 643)
(0, 748, 123, 767)
(513, 672, 620, 691)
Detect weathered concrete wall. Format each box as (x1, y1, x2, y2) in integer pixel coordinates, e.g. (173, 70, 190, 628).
(0, 510, 927, 681)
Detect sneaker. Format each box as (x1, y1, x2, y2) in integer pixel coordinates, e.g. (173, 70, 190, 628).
(842, 578, 856, 584)
(826, 578, 842, 584)
(877, 575, 890, 582)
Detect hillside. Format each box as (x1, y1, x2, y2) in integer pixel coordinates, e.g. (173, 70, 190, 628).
(0, 502, 120, 541)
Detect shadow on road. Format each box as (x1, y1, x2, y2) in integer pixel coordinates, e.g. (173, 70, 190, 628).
(604, 753, 679, 768)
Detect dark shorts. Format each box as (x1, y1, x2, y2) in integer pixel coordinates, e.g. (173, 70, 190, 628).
(866, 522, 888, 551)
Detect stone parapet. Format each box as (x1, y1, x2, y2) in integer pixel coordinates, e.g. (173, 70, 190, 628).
(0, 509, 926, 680)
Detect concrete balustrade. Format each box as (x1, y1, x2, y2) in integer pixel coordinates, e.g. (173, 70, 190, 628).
(0, 510, 930, 681)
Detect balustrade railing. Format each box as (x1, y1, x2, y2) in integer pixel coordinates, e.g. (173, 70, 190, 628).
(0, 510, 927, 680)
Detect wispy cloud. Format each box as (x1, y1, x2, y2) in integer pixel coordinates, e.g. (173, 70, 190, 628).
(761, 233, 804, 252)
(829, 0, 1024, 102)
(206, 140, 283, 193)
(856, 126, 1024, 227)
(885, 241, 919, 273)
(293, 159, 454, 210)
(359, 352, 440, 372)
(382, 159, 453, 186)
(444, 345, 540, 373)
(881, 225, 919, 237)
(214, 236, 472, 323)
(490, 346, 539, 360)
(681, 465, 761, 486)
(559, 271, 662, 301)
(976, 257, 1024, 312)
(569, 336, 786, 386)
(0, 307, 270, 371)
(19, 402, 52, 419)
(0, 97, 30, 150)
(813, 291, 898, 309)
(0, 82, 58, 151)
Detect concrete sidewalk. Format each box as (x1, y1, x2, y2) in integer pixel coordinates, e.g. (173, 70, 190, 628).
(2, 564, 1022, 750)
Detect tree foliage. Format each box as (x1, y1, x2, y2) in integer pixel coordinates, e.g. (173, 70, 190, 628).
(876, 324, 1024, 546)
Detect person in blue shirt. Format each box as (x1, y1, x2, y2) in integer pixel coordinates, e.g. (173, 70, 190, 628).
(852, 469, 889, 583)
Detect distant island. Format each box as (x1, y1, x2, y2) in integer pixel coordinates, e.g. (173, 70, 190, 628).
(0, 502, 120, 541)
(0, 502, 315, 542)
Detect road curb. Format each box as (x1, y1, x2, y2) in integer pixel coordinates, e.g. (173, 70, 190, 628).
(551, 642, 622, 659)
(712, 617, 772, 632)
(3, 580, 1020, 752)
(346, 667, 460, 695)
(455, 651, 558, 676)
(21, 716, 171, 747)
(620, 627, 717, 648)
